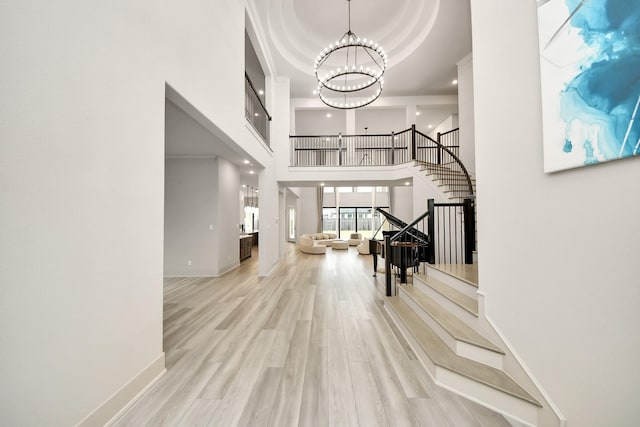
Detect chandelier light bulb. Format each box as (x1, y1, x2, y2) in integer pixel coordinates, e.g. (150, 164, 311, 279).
(313, 0, 387, 109)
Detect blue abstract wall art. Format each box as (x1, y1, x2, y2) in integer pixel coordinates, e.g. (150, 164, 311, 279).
(537, 0, 640, 172)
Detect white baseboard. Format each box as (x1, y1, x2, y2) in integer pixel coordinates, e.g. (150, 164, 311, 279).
(477, 291, 567, 427)
(163, 262, 241, 278)
(75, 353, 166, 427)
(217, 262, 241, 277)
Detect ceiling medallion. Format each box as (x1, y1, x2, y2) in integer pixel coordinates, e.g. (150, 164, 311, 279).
(314, 0, 387, 109)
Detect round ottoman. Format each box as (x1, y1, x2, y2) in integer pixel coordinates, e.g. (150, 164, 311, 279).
(331, 240, 349, 250)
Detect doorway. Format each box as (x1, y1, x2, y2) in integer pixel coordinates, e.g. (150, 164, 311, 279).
(287, 207, 296, 242)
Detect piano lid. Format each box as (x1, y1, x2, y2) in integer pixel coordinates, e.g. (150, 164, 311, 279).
(374, 207, 429, 244)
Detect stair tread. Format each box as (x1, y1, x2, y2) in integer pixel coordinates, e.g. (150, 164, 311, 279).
(386, 297, 541, 407)
(427, 264, 479, 287)
(415, 272, 478, 315)
(400, 285, 502, 354)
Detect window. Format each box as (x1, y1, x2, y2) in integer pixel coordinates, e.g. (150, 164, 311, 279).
(356, 186, 373, 192)
(333, 207, 382, 239)
(243, 206, 259, 233)
(322, 208, 337, 234)
(339, 208, 356, 239)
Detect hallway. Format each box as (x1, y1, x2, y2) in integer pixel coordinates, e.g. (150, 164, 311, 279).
(111, 244, 508, 426)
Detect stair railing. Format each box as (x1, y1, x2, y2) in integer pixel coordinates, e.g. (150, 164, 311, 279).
(290, 126, 474, 199)
(426, 198, 476, 265)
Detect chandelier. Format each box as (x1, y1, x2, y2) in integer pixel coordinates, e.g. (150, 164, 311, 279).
(314, 0, 387, 109)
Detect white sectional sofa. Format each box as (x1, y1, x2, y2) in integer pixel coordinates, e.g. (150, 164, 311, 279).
(348, 233, 363, 246)
(298, 233, 338, 254)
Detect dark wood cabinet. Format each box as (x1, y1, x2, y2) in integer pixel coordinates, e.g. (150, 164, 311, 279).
(240, 236, 252, 261)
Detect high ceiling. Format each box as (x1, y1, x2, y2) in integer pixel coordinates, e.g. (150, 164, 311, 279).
(248, 0, 472, 98)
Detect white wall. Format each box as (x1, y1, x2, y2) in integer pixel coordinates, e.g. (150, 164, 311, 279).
(354, 108, 407, 134)
(0, 0, 275, 425)
(390, 186, 414, 223)
(428, 114, 458, 140)
(295, 109, 346, 135)
(471, 1, 640, 426)
(457, 53, 476, 174)
(298, 187, 320, 236)
(165, 158, 219, 276)
(337, 191, 376, 208)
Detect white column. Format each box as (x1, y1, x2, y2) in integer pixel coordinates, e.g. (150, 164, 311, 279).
(258, 164, 280, 276)
(457, 53, 476, 174)
(335, 190, 341, 236)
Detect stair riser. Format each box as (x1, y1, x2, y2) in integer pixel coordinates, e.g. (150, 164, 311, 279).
(457, 341, 503, 370)
(385, 302, 439, 375)
(438, 369, 539, 427)
(400, 288, 503, 369)
(384, 303, 539, 427)
(413, 279, 479, 329)
(399, 289, 459, 353)
(424, 266, 478, 298)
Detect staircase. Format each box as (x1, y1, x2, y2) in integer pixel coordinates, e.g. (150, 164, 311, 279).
(384, 264, 543, 426)
(413, 157, 478, 262)
(415, 160, 476, 201)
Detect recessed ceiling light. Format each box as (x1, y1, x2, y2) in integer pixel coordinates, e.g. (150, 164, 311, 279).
(243, 159, 250, 164)
(452, 79, 458, 85)
(242, 184, 246, 187)
(320, 182, 325, 186)
(326, 113, 332, 118)
(249, 170, 254, 174)
(416, 111, 421, 116)
(428, 124, 433, 129)
(258, 89, 264, 95)
(254, 112, 259, 117)
(405, 181, 410, 186)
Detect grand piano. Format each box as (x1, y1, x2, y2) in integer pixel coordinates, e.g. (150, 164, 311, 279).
(370, 208, 429, 294)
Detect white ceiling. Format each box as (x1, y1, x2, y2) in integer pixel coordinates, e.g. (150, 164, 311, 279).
(165, 1, 472, 188)
(248, 0, 472, 98)
(165, 99, 260, 187)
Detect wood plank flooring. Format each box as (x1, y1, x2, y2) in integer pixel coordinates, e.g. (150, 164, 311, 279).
(110, 244, 509, 427)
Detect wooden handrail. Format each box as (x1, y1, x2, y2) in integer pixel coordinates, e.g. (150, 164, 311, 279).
(244, 72, 272, 121)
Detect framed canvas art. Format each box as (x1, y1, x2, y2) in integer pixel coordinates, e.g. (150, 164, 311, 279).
(537, 0, 640, 172)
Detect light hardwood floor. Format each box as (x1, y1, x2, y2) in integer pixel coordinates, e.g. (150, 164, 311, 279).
(110, 244, 509, 427)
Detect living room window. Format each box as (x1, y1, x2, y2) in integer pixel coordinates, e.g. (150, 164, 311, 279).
(322, 208, 337, 234)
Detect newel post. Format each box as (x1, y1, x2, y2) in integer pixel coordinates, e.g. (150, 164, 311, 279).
(463, 198, 476, 264)
(411, 124, 416, 161)
(427, 199, 435, 264)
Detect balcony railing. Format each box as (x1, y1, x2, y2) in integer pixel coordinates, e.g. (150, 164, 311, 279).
(290, 127, 413, 167)
(291, 126, 473, 198)
(245, 72, 271, 146)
